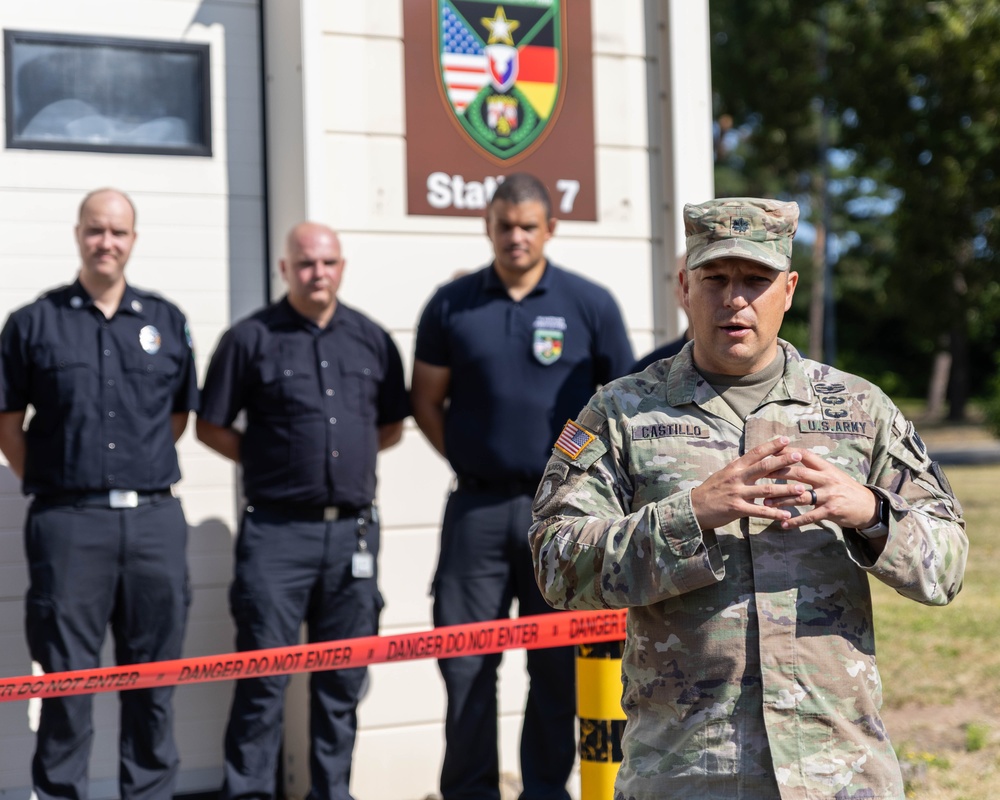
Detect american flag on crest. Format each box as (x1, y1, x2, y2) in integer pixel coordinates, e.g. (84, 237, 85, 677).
(555, 420, 595, 460)
(440, 3, 489, 112)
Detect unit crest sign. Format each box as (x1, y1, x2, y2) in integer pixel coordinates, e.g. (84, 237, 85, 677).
(403, 0, 597, 220)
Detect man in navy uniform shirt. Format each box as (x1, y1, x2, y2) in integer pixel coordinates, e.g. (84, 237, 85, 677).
(411, 173, 634, 800)
(197, 221, 410, 800)
(632, 329, 691, 373)
(0, 188, 199, 800)
(631, 256, 691, 373)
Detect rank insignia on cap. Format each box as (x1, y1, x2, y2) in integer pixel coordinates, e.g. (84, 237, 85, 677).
(554, 419, 595, 460)
(732, 216, 750, 234)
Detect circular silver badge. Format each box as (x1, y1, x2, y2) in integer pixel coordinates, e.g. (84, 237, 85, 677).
(131, 299, 143, 313)
(139, 325, 162, 355)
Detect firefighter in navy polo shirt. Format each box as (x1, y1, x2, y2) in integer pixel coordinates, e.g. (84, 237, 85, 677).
(196, 221, 410, 800)
(0, 188, 199, 800)
(411, 173, 634, 800)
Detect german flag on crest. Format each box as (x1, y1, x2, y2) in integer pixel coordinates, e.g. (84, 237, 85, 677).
(434, 0, 564, 161)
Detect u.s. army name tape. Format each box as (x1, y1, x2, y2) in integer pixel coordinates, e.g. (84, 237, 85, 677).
(0, 609, 627, 703)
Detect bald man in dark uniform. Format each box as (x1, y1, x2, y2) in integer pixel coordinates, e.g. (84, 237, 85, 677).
(198, 222, 410, 800)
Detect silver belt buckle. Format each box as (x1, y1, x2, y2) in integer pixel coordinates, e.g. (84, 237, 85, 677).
(323, 506, 340, 521)
(109, 490, 139, 509)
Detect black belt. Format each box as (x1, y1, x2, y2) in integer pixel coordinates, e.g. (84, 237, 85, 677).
(247, 501, 372, 522)
(456, 475, 541, 496)
(34, 490, 173, 509)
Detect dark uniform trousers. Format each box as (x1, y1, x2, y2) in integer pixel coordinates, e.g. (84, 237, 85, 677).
(433, 488, 576, 800)
(24, 496, 190, 800)
(222, 505, 382, 800)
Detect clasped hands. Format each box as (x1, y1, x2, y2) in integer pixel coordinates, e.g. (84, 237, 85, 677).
(690, 436, 880, 532)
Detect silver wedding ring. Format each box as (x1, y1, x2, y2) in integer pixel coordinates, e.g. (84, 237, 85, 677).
(808, 489, 818, 505)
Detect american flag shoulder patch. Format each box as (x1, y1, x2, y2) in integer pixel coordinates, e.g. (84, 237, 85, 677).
(554, 419, 596, 460)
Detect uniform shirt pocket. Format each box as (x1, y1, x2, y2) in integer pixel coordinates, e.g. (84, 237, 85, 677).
(29, 344, 96, 428)
(121, 347, 183, 416)
(252, 348, 320, 417)
(339, 353, 380, 417)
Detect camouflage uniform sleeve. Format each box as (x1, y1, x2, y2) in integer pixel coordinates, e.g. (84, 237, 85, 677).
(853, 406, 967, 606)
(529, 400, 725, 610)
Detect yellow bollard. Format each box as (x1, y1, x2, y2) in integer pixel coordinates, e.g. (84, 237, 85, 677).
(576, 640, 625, 800)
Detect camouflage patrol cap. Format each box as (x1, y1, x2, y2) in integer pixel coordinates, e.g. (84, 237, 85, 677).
(684, 197, 799, 271)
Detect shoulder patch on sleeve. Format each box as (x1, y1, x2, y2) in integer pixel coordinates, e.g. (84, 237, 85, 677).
(554, 419, 596, 460)
(888, 416, 932, 471)
(577, 405, 609, 434)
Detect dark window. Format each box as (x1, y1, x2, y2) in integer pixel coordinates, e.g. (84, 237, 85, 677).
(4, 30, 211, 156)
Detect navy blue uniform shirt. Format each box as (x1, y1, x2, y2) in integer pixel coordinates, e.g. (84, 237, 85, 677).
(415, 262, 633, 482)
(631, 333, 689, 373)
(199, 298, 410, 507)
(0, 280, 199, 496)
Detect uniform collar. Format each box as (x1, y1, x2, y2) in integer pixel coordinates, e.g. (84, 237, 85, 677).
(484, 260, 554, 297)
(665, 339, 813, 408)
(277, 295, 347, 332)
(119, 284, 148, 318)
(66, 279, 147, 318)
(768, 343, 814, 404)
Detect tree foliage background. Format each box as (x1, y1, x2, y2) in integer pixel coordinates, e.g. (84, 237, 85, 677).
(709, 0, 1000, 419)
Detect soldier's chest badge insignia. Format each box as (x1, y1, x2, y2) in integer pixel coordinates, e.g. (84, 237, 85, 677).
(798, 380, 875, 438)
(813, 381, 850, 419)
(435, 0, 565, 162)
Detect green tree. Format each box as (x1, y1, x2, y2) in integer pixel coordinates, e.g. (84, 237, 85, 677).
(832, 0, 1000, 419)
(710, 1, 893, 376)
(710, 0, 1000, 418)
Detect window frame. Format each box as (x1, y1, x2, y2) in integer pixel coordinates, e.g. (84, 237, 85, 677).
(4, 29, 212, 157)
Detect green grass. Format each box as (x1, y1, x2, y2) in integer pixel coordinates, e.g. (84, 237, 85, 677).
(964, 723, 989, 753)
(871, 465, 1000, 708)
(870, 464, 1000, 798)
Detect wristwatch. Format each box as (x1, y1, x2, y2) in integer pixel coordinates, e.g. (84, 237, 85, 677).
(857, 494, 890, 539)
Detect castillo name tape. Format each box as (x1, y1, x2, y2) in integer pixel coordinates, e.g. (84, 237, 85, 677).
(0, 609, 626, 703)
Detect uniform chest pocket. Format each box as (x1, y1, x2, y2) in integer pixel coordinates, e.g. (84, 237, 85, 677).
(121, 348, 183, 415)
(340, 362, 379, 416)
(793, 429, 875, 468)
(30, 345, 97, 419)
(626, 429, 732, 509)
(254, 360, 320, 416)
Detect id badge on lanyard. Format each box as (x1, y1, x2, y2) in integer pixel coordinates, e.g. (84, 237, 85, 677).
(352, 510, 375, 579)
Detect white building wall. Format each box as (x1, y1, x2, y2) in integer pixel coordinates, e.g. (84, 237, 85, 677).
(646, 0, 716, 344)
(0, 0, 267, 796)
(266, 3, 711, 800)
(0, 1, 713, 799)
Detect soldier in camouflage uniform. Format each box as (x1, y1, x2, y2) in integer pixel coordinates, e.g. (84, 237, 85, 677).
(529, 198, 968, 799)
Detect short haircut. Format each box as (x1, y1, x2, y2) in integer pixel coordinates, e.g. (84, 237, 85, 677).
(78, 188, 137, 228)
(490, 172, 552, 220)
